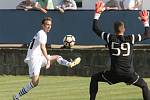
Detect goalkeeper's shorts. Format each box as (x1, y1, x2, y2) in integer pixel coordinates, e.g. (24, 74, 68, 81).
(101, 71, 140, 85)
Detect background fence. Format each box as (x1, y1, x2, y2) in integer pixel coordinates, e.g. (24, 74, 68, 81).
(0, 10, 150, 44)
(0, 47, 150, 77)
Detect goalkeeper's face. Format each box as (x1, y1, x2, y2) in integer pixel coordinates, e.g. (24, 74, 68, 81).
(42, 20, 52, 33)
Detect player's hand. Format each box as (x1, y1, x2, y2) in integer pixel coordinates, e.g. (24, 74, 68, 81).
(139, 10, 149, 26)
(46, 60, 51, 69)
(94, 1, 105, 20)
(58, 7, 64, 13)
(40, 8, 48, 14)
(95, 1, 105, 14)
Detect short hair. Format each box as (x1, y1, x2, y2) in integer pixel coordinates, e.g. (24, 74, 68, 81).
(114, 21, 124, 33)
(41, 16, 52, 24)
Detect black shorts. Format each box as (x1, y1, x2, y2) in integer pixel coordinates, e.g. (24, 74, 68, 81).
(101, 71, 140, 85)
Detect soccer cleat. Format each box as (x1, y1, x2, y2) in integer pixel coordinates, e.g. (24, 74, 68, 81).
(68, 57, 81, 68)
(13, 96, 20, 100)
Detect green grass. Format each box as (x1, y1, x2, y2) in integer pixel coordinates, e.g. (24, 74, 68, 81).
(0, 76, 150, 100)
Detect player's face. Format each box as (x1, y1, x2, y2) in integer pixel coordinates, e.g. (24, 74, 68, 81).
(42, 20, 52, 33)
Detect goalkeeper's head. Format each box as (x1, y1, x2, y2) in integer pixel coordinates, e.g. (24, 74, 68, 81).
(114, 21, 125, 36)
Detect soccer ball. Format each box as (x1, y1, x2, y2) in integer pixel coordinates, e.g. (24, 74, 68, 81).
(63, 34, 75, 48)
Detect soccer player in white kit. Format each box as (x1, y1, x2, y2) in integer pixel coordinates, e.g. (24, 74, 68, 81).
(13, 17, 81, 100)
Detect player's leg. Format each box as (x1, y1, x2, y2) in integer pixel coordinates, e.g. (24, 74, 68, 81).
(45, 55, 81, 69)
(133, 78, 150, 100)
(45, 55, 69, 69)
(13, 80, 34, 100)
(124, 72, 150, 100)
(13, 57, 42, 100)
(13, 75, 39, 99)
(90, 72, 108, 100)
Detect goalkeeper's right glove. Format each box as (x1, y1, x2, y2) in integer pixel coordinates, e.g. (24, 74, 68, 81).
(139, 10, 149, 27)
(94, 1, 105, 20)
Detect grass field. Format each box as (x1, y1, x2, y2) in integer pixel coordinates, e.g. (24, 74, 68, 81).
(0, 76, 150, 100)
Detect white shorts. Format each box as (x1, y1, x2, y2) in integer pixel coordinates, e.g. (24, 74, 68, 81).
(25, 55, 50, 77)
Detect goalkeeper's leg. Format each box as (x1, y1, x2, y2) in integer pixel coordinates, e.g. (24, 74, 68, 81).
(133, 78, 150, 100)
(90, 72, 107, 100)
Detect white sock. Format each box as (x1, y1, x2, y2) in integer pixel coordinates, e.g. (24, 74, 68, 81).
(57, 56, 70, 67)
(15, 82, 34, 98)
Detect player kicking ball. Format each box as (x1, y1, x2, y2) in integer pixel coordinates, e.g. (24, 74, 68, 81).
(90, 1, 150, 100)
(13, 17, 81, 100)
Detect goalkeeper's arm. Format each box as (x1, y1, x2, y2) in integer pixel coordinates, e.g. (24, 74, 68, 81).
(92, 1, 105, 38)
(139, 10, 150, 39)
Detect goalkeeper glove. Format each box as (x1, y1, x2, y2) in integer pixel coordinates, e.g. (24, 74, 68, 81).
(94, 1, 105, 20)
(139, 10, 149, 27)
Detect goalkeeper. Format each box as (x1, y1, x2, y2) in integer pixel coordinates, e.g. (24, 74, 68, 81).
(90, 1, 150, 100)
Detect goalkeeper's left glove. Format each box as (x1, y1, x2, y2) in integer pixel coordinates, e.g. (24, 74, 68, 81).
(94, 1, 105, 20)
(139, 10, 149, 27)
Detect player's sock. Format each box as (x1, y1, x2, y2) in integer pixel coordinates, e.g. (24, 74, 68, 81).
(15, 82, 34, 98)
(57, 56, 70, 67)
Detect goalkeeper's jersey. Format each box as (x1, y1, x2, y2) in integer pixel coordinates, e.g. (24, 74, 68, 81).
(25, 29, 47, 61)
(93, 19, 150, 73)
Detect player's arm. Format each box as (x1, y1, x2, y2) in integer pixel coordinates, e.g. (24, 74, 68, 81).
(40, 43, 50, 68)
(130, 10, 150, 44)
(33, 2, 47, 14)
(45, 1, 49, 10)
(93, 1, 106, 38)
(41, 44, 48, 59)
(139, 10, 150, 40)
(39, 32, 50, 68)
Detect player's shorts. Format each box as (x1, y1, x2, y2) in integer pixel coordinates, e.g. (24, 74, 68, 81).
(24, 55, 50, 77)
(101, 70, 140, 85)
